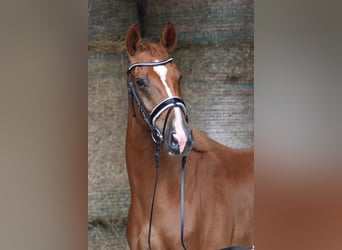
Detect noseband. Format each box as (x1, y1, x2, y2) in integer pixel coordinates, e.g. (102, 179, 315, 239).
(127, 57, 188, 142)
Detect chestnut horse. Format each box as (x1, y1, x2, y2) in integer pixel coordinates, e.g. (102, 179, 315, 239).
(124, 22, 254, 250)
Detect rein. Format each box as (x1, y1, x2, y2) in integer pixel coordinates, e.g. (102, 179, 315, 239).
(127, 58, 189, 250)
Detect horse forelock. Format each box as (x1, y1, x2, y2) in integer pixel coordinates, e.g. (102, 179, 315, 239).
(133, 42, 169, 62)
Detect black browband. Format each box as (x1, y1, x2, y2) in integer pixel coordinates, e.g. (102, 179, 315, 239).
(127, 57, 188, 142)
(128, 57, 174, 71)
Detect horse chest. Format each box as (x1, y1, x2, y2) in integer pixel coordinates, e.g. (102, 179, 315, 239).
(129, 193, 234, 249)
(135, 221, 182, 249)
(128, 195, 197, 249)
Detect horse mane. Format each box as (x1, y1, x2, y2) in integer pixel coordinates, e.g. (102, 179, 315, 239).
(192, 128, 216, 152)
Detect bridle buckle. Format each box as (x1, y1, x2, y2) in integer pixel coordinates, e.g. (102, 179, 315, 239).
(151, 129, 163, 143)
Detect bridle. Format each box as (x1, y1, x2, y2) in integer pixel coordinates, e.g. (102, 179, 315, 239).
(127, 57, 188, 143)
(126, 58, 254, 250)
(127, 57, 189, 250)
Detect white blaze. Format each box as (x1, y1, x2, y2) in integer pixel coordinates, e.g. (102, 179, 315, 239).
(153, 62, 172, 97)
(173, 110, 187, 154)
(153, 61, 187, 154)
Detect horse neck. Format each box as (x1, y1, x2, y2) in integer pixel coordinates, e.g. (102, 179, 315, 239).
(126, 108, 158, 192)
(126, 109, 181, 204)
(126, 106, 153, 151)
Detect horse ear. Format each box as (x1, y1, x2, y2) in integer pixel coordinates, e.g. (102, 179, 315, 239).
(160, 21, 177, 53)
(125, 23, 142, 56)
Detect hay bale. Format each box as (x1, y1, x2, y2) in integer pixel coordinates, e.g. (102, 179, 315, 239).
(88, 0, 138, 41)
(88, 52, 131, 249)
(174, 42, 254, 84)
(88, 189, 131, 221)
(172, 42, 254, 148)
(88, 217, 129, 250)
(141, 0, 254, 43)
(183, 81, 254, 149)
(88, 53, 129, 194)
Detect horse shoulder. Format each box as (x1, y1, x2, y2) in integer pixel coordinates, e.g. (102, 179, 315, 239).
(190, 127, 253, 200)
(189, 129, 254, 245)
(192, 128, 253, 176)
(191, 127, 253, 202)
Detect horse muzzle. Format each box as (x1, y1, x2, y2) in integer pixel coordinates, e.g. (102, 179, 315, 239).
(149, 96, 194, 156)
(165, 126, 194, 157)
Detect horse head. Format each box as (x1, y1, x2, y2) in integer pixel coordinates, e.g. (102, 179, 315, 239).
(125, 22, 194, 156)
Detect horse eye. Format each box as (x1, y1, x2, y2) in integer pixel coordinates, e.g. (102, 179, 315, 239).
(135, 78, 146, 88)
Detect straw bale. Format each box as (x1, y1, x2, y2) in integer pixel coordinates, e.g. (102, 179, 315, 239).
(88, 0, 138, 41)
(88, 189, 131, 220)
(140, 0, 253, 43)
(88, 52, 131, 248)
(88, 39, 126, 55)
(88, 217, 129, 250)
(88, 53, 129, 193)
(174, 42, 254, 84)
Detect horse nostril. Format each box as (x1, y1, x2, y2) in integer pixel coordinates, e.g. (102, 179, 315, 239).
(170, 132, 179, 150)
(189, 130, 194, 145)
